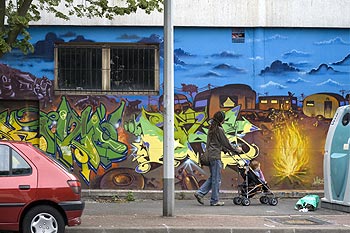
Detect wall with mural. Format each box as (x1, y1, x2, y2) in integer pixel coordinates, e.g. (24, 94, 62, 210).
(1, 26, 350, 191)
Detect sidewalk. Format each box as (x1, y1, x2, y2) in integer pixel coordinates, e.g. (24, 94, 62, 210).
(81, 189, 326, 200)
(65, 190, 350, 233)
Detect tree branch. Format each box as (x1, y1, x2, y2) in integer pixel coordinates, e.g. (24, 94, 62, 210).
(6, 0, 33, 46)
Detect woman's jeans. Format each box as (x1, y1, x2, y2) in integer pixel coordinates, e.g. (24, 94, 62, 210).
(196, 159, 222, 205)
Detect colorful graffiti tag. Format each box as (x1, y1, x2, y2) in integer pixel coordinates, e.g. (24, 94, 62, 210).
(0, 95, 260, 188)
(125, 105, 260, 174)
(40, 97, 129, 184)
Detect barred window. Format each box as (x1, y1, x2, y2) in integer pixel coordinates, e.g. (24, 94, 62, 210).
(54, 43, 160, 95)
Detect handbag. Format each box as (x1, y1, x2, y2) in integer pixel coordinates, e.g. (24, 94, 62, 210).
(199, 151, 210, 166)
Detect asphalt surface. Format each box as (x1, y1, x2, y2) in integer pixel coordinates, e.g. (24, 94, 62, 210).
(65, 191, 350, 233)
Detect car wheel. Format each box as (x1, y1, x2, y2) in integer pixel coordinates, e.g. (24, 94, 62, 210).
(22, 205, 65, 233)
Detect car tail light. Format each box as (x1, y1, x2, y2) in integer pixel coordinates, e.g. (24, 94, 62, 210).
(67, 180, 81, 194)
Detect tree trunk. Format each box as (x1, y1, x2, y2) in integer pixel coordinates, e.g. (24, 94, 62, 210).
(3, 0, 33, 58)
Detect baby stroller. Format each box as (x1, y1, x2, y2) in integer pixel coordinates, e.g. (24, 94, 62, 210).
(231, 153, 278, 206)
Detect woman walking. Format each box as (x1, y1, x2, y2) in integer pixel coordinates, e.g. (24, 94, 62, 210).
(194, 111, 242, 206)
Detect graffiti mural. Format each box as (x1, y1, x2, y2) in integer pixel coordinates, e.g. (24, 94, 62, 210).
(0, 96, 258, 189)
(39, 96, 129, 184)
(125, 105, 259, 174)
(1, 26, 350, 190)
(0, 101, 39, 145)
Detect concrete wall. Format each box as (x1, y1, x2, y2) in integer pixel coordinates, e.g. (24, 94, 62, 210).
(34, 0, 350, 28)
(3, 26, 350, 190)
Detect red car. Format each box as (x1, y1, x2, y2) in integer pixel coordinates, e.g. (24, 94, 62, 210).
(0, 141, 84, 233)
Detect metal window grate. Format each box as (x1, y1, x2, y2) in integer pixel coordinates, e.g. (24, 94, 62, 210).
(55, 43, 159, 95)
(110, 46, 156, 92)
(57, 47, 102, 90)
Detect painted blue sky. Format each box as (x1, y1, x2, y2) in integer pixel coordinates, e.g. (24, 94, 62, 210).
(1, 26, 350, 102)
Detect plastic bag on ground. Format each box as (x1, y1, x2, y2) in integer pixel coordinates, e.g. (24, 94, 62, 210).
(294, 194, 320, 211)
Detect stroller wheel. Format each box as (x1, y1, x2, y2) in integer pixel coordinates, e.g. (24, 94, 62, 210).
(233, 197, 242, 205)
(269, 197, 278, 206)
(259, 196, 269, 204)
(241, 197, 250, 206)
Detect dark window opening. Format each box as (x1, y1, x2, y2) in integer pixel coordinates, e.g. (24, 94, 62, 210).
(110, 46, 155, 91)
(55, 43, 159, 95)
(232, 28, 245, 43)
(58, 47, 102, 90)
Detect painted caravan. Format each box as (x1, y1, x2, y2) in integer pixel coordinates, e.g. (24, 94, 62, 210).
(257, 95, 298, 111)
(302, 93, 347, 119)
(193, 84, 256, 118)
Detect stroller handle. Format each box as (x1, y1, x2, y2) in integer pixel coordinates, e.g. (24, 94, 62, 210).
(225, 150, 249, 167)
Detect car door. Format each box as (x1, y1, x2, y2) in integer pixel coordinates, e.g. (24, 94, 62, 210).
(0, 144, 37, 224)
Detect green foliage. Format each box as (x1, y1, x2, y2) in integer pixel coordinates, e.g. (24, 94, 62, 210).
(0, 0, 163, 57)
(126, 191, 135, 201)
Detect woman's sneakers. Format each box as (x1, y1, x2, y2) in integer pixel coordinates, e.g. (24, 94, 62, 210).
(210, 201, 224, 206)
(194, 193, 224, 206)
(194, 193, 204, 205)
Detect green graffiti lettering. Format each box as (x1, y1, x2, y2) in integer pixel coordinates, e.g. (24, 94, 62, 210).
(38, 98, 128, 184)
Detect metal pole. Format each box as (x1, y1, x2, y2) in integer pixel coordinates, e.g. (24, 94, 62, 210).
(163, 0, 175, 217)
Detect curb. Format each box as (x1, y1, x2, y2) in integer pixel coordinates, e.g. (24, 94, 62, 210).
(66, 227, 347, 233)
(82, 189, 324, 201)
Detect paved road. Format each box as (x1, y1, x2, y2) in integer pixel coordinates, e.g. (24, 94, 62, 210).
(66, 196, 350, 233)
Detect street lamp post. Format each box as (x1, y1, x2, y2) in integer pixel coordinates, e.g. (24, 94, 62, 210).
(163, 0, 175, 217)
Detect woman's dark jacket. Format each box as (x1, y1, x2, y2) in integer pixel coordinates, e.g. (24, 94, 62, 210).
(206, 126, 240, 161)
